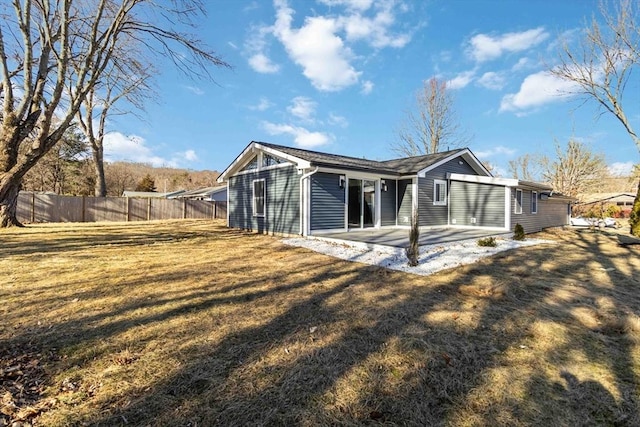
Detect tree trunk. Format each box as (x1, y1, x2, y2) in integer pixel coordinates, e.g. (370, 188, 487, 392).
(93, 145, 107, 197)
(630, 182, 640, 237)
(0, 177, 23, 227)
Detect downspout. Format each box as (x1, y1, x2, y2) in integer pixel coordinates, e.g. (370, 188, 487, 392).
(299, 167, 319, 236)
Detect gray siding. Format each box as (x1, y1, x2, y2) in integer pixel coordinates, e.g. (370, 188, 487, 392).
(310, 172, 345, 230)
(397, 179, 413, 225)
(380, 179, 397, 226)
(418, 157, 478, 226)
(450, 181, 505, 228)
(510, 189, 570, 233)
(228, 165, 300, 235)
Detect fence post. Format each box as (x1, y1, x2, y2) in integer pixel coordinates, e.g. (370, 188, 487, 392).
(214, 202, 217, 219)
(31, 192, 35, 223)
(147, 198, 151, 221)
(82, 196, 86, 222)
(183, 199, 187, 219)
(125, 197, 130, 222)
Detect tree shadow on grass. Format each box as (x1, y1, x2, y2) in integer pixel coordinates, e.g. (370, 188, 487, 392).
(2, 225, 639, 426)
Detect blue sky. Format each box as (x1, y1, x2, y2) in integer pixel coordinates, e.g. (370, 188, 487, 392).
(103, 0, 640, 178)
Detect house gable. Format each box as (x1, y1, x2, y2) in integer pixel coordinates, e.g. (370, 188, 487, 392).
(218, 141, 311, 182)
(416, 149, 491, 178)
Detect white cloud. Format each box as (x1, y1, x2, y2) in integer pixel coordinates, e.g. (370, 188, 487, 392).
(227, 41, 238, 49)
(317, 0, 373, 11)
(361, 80, 374, 94)
(608, 161, 635, 176)
(273, 1, 361, 91)
(328, 112, 348, 127)
(338, 5, 411, 48)
(104, 133, 199, 167)
(467, 27, 549, 62)
(512, 57, 532, 71)
(248, 53, 280, 73)
(287, 96, 317, 122)
(447, 70, 475, 90)
(249, 97, 274, 111)
(104, 132, 170, 167)
(183, 85, 204, 96)
(262, 121, 333, 147)
(474, 145, 517, 159)
(500, 70, 578, 113)
(183, 150, 198, 162)
(477, 71, 505, 90)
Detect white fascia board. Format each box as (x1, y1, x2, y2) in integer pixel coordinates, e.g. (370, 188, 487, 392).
(254, 143, 311, 169)
(218, 142, 311, 182)
(317, 166, 398, 180)
(448, 173, 518, 187)
(417, 149, 491, 178)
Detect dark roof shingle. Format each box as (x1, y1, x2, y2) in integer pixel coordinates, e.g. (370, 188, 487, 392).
(258, 141, 466, 175)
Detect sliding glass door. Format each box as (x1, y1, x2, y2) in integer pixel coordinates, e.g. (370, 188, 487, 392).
(348, 178, 375, 229)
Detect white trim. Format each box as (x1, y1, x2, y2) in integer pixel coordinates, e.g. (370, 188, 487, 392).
(299, 167, 319, 236)
(531, 191, 538, 214)
(504, 187, 511, 230)
(233, 161, 293, 176)
(417, 149, 491, 178)
(515, 189, 523, 214)
(448, 173, 518, 187)
(412, 178, 418, 223)
(317, 166, 397, 180)
(395, 180, 398, 226)
(218, 142, 311, 182)
(252, 179, 266, 217)
(433, 179, 447, 206)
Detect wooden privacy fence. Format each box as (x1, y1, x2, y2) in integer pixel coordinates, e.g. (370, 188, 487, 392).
(16, 192, 227, 224)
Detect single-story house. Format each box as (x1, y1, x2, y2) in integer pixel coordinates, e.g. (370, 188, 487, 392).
(173, 186, 227, 202)
(217, 141, 574, 236)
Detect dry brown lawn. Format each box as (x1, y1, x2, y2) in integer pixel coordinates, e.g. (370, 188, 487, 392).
(1, 219, 639, 426)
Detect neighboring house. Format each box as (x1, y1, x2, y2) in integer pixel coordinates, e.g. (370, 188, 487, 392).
(576, 192, 636, 217)
(174, 186, 227, 202)
(217, 141, 574, 236)
(122, 190, 185, 198)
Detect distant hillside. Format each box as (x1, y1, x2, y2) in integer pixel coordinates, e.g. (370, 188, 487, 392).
(105, 162, 221, 196)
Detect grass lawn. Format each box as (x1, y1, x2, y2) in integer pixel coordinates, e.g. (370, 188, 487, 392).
(1, 219, 639, 426)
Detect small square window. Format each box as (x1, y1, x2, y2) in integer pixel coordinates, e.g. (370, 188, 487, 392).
(253, 179, 265, 217)
(434, 179, 447, 206)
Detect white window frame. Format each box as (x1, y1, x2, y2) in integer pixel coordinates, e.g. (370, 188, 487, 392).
(531, 191, 538, 214)
(433, 179, 447, 206)
(515, 189, 523, 214)
(252, 179, 265, 217)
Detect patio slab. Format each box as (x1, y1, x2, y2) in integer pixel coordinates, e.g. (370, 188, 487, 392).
(317, 227, 511, 248)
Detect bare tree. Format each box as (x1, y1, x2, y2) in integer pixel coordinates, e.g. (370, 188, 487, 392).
(549, 0, 640, 233)
(392, 78, 470, 157)
(508, 153, 544, 181)
(541, 140, 608, 198)
(0, 0, 229, 227)
(76, 37, 156, 197)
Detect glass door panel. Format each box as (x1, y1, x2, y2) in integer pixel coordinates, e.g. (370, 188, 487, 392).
(363, 180, 375, 228)
(348, 179, 362, 228)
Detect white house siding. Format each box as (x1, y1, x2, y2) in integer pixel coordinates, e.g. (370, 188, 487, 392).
(449, 181, 505, 228)
(418, 158, 478, 226)
(228, 165, 300, 235)
(510, 188, 570, 233)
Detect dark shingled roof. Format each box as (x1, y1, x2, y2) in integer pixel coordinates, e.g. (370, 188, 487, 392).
(257, 141, 467, 175)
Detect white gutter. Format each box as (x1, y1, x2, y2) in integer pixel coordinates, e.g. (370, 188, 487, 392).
(299, 167, 319, 236)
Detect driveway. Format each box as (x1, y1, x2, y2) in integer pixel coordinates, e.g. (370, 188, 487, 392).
(317, 227, 511, 248)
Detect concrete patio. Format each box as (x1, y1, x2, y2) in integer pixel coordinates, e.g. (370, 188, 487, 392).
(317, 227, 512, 248)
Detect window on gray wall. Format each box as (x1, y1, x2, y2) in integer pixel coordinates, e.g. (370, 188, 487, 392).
(515, 189, 523, 214)
(531, 191, 538, 214)
(433, 179, 447, 206)
(253, 179, 265, 217)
